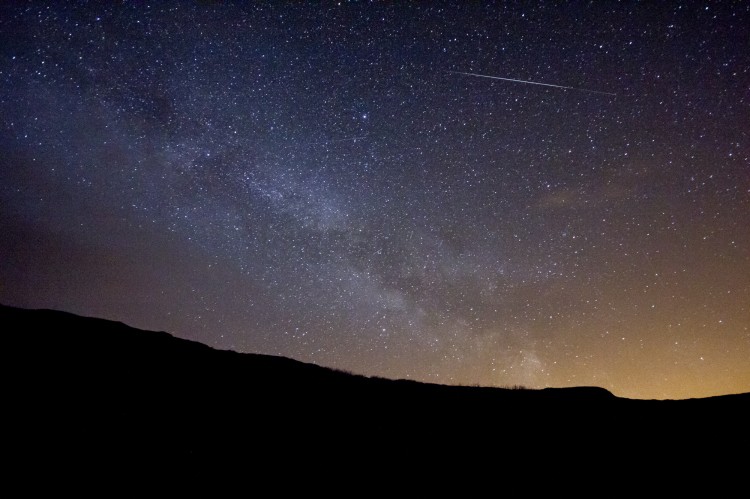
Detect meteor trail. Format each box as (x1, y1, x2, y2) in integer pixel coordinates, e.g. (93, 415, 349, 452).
(448, 71, 617, 96)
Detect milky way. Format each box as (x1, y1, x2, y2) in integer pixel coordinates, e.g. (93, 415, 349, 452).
(1, 2, 748, 399)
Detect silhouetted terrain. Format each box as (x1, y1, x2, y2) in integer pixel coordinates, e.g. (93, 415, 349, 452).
(3, 304, 747, 462)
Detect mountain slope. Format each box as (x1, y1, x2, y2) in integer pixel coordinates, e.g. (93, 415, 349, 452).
(2, 304, 747, 461)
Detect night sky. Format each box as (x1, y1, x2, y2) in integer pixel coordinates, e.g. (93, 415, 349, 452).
(1, 2, 748, 399)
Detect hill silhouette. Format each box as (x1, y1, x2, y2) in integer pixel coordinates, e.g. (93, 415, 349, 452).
(3, 304, 747, 463)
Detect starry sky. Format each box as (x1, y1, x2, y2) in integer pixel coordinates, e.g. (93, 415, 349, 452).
(1, 2, 748, 399)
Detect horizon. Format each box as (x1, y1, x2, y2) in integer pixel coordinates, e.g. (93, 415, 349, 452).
(5, 302, 748, 401)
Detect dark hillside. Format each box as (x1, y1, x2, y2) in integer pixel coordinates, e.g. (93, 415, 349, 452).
(2, 304, 747, 462)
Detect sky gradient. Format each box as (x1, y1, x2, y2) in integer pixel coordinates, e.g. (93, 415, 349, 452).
(1, 2, 748, 399)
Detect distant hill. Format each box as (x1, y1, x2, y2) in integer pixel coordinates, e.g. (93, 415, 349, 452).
(2, 304, 747, 462)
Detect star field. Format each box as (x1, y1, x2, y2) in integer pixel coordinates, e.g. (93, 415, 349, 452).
(1, 2, 748, 399)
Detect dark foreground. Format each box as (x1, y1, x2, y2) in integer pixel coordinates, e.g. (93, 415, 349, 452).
(3, 304, 747, 465)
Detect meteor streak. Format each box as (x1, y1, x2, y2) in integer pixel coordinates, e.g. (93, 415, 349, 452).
(449, 71, 616, 96)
